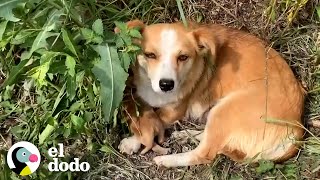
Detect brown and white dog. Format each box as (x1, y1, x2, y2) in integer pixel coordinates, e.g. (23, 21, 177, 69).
(118, 20, 306, 167)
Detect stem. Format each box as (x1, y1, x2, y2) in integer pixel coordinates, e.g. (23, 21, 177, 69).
(176, 0, 188, 28)
(47, 1, 85, 28)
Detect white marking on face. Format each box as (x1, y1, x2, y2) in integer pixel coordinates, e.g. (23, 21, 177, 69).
(136, 69, 179, 107)
(151, 29, 179, 93)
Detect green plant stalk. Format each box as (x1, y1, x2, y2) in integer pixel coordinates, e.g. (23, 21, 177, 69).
(176, 0, 188, 28)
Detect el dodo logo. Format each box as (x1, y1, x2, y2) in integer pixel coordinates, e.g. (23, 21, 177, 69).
(7, 141, 40, 176)
(48, 143, 90, 172)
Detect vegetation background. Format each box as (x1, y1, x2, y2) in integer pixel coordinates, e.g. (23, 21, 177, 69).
(0, 0, 319, 179)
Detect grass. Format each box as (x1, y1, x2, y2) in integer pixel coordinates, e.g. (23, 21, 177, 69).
(0, 0, 320, 179)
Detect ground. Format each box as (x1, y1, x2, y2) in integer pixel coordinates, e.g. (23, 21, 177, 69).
(84, 0, 320, 180)
(0, 0, 319, 179)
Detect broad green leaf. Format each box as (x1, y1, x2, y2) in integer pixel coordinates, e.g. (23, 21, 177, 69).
(66, 75, 76, 101)
(115, 36, 124, 47)
(114, 21, 127, 32)
(0, 59, 30, 88)
(23, 10, 62, 59)
(100, 145, 113, 154)
(84, 111, 93, 122)
(63, 127, 71, 138)
(92, 19, 103, 36)
(80, 28, 94, 41)
(29, 62, 50, 86)
(316, 6, 320, 19)
(0, 0, 27, 22)
(70, 8, 82, 23)
(48, 58, 67, 74)
(119, 33, 132, 45)
(28, 52, 59, 86)
(11, 29, 35, 45)
(92, 44, 128, 122)
(71, 114, 85, 131)
(69, 101, 83, 112)
(0, 20, 8, 40)
(3, 85, 14, 100)
(43, 9, 63, 31)
(61, 28, 78, 57)
(128, 29, 142, 38)
(32, 6, 51, 19)
(104, 31, 116, 43)
(76, 70, 85, 85)
(39, 117, 57, 145)
(127, 45, 140, 52)
(120, 52, 131, 71)
(52, 83, 66, 113)
(25, 31, 58, 59)
(92, 35, 103, 44)
(80, 27, 103, 44)
(65, 55, 76, 77)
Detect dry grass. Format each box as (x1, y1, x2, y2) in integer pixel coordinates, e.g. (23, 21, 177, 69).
(84, 0, 320, 179)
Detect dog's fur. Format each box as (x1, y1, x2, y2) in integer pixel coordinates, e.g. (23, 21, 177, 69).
(121, 93, 169, 155)
(118, 20, 306, 167)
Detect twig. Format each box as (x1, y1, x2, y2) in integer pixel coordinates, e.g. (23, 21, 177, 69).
(123, 107, 142, 136)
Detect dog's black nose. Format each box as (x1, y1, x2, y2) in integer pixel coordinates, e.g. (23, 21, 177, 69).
(159, 79, 174, 92)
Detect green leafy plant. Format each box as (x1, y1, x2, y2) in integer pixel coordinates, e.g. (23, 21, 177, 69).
(0, 0, 141, 178)
(265, 0, 310, 25)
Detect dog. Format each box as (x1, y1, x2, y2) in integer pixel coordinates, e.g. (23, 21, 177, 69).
(117, 20, 306, 167)
(120, 92, 170, 155)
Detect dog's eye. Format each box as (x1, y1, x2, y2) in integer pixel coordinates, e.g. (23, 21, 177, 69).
(177, 55, 189, 61)
(144, 52, 156, 59)
(198, 45, 205, 49)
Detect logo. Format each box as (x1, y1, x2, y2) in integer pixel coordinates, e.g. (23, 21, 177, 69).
(48, 143, 90, 172)
(7, 141, 41, 176)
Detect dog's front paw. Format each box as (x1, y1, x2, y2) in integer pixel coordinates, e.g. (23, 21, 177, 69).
(153, 155, 174, 167)
(118, 136, 141, 155)
(153, 156, 167, 166)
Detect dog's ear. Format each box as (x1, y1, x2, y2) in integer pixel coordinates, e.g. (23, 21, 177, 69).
(114, 19, 145, 34)
(191, 27, 225, 63)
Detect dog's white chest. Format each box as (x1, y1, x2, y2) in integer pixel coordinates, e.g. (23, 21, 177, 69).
(186, 103, 207, 119)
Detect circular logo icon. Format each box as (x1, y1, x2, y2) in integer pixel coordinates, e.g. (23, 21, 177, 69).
(7, 141, 41, 176)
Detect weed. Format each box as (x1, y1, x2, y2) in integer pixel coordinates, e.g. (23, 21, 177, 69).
(0, 0, 141, 178)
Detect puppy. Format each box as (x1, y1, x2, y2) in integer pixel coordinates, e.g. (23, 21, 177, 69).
(121, 89, 169, 155)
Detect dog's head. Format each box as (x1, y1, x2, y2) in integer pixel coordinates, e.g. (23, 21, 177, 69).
(116, 20, 219, 94)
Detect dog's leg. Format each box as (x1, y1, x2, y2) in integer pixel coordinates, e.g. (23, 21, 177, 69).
(152, 143, 171, 155)
(153, 114, 225, 167)
(153, 93, 240, 167)
(153, 139, 215, 167)
(157, 127, 166, 144)
(140, 135, 154, 155)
